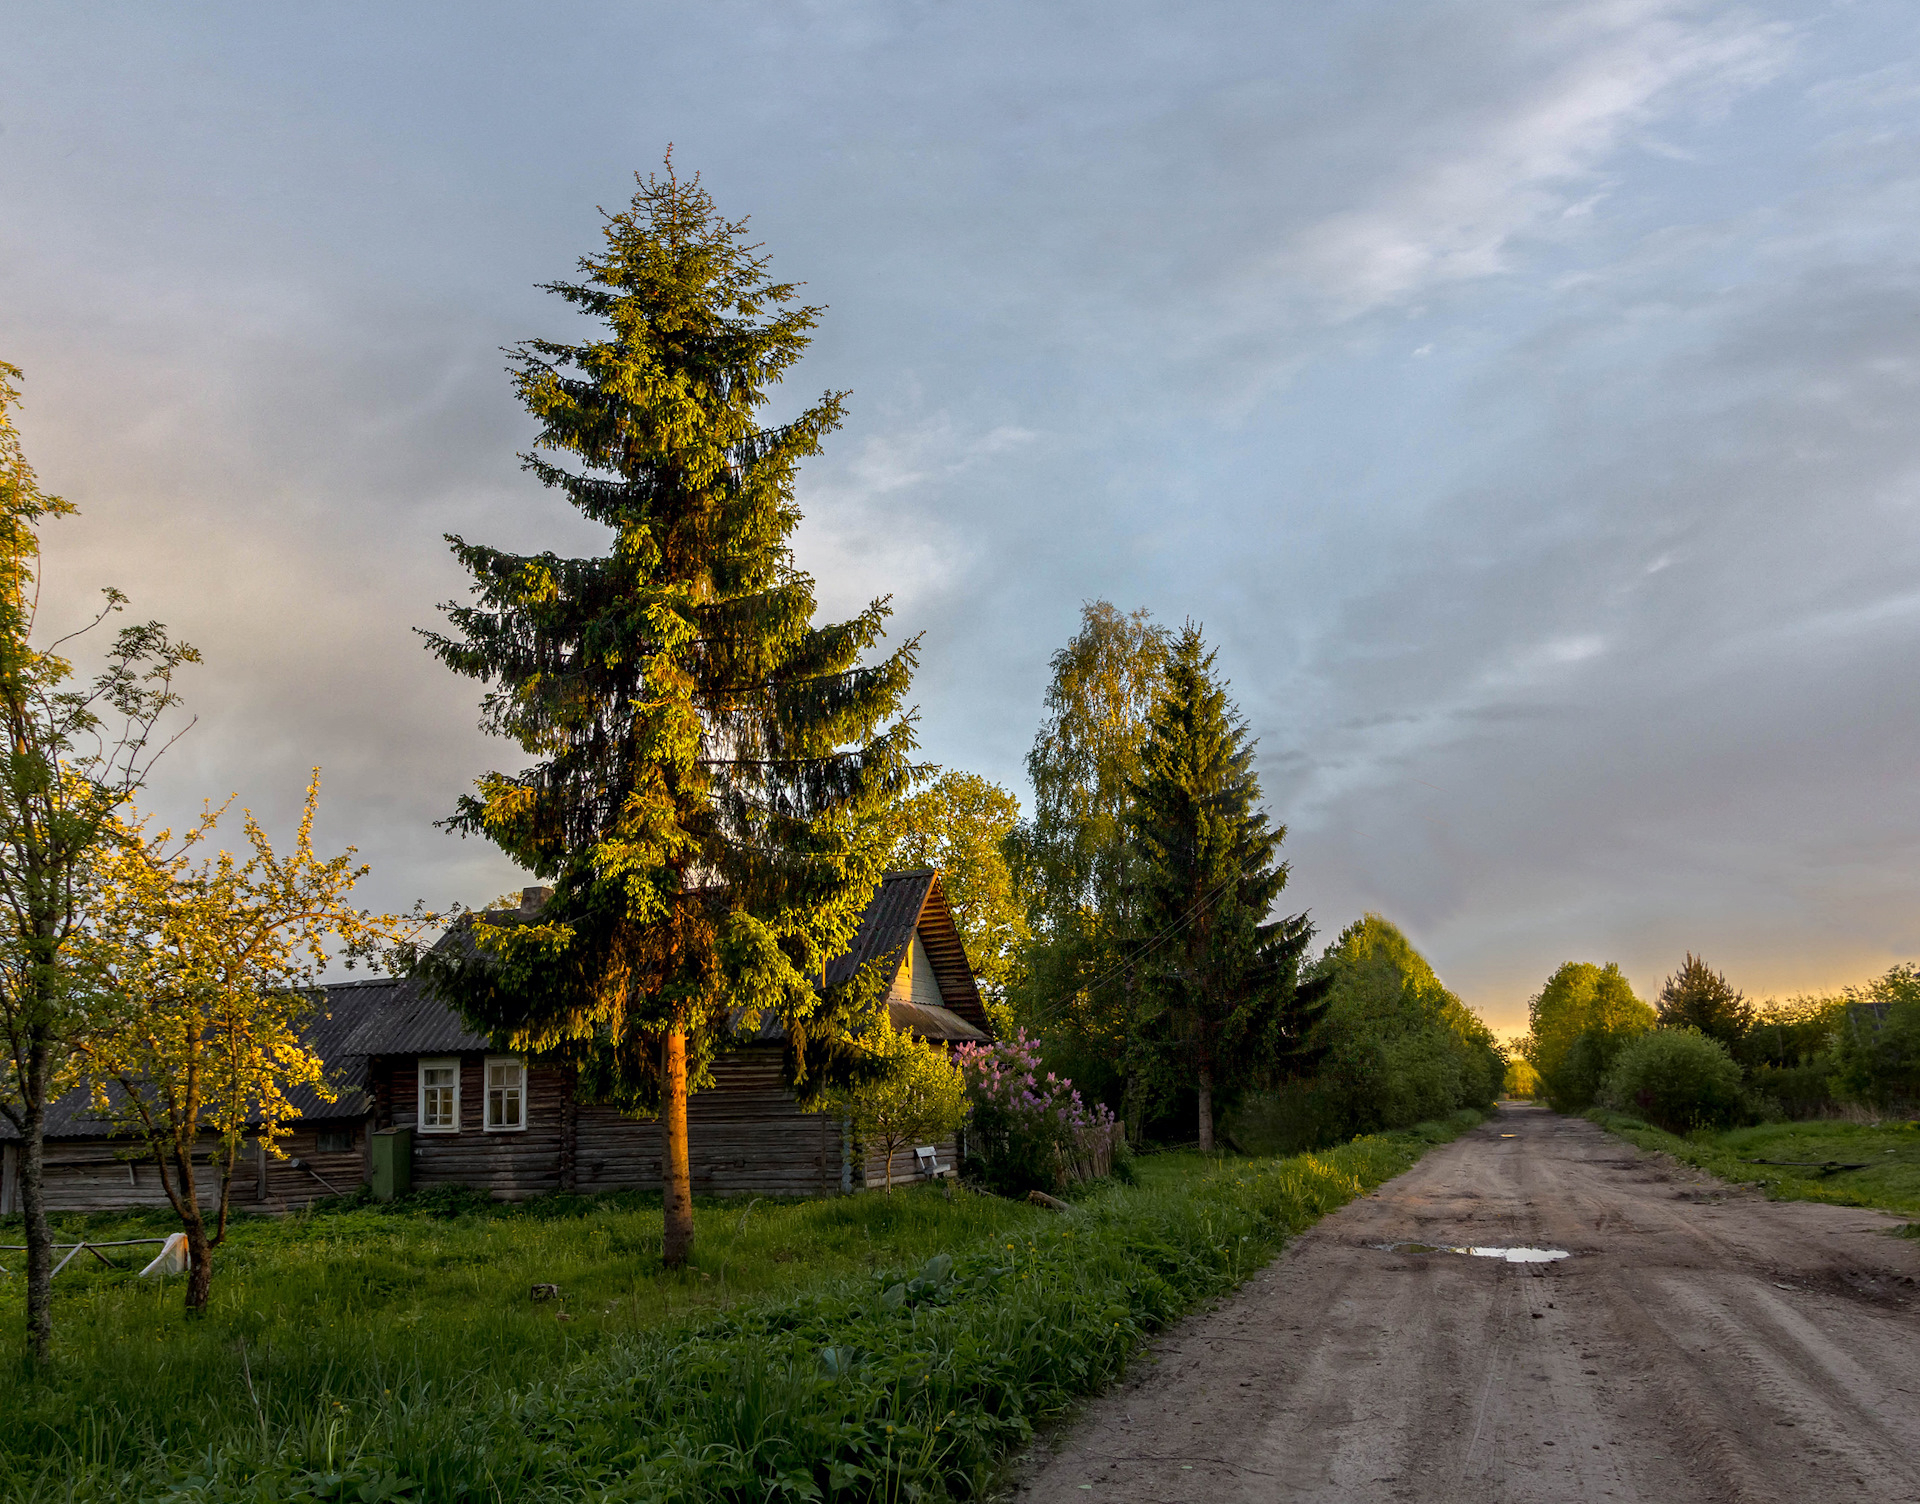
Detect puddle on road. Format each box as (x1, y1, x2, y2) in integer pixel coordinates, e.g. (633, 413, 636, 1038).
(1376, 1242, 1570, 1263)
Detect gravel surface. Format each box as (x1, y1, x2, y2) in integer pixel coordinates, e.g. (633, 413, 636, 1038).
(1012, 1102, 1920, 1503)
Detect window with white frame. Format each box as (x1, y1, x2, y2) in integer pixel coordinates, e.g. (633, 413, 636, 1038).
(419, 1059, 460, 1133)
(485, 1056, 525, 1132)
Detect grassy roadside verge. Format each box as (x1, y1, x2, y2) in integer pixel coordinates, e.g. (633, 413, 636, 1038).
(1, 1110, 1482, 1503)
(1585, 1109, 1920, 1219)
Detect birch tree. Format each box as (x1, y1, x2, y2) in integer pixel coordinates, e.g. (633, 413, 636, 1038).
(0, 360, 196, 1363)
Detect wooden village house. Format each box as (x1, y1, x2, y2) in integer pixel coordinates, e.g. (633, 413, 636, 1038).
(0, 871, 990, 1215)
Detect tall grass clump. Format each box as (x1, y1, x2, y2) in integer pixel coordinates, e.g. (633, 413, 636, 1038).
(0, 1112, 1481, 1503)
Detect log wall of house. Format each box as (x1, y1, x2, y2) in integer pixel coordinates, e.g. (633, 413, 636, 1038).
(377, 1058, 570, 1201)
(37, 1138, 225, 1213)
(11, 1050, 963, 1217)
(573, 1049, 846, 1198)
(20, 1126, 374, 1215)
(861, 1133, 960, 1193)
(258, 1124, 370, 1210)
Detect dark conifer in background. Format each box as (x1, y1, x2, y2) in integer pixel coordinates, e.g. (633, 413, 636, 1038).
(1125, 624, 1326, 1150)
(1656, 953, 1753, 1050)
(422, 159, 917, 1265)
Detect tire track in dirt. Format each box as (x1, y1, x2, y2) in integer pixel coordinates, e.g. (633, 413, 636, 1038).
(1011, 1104, 1920, 1503)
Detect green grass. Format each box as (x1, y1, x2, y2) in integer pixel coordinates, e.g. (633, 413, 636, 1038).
(1586, 1110, 1920, 1218)
(0, 1111, 1484, 1503)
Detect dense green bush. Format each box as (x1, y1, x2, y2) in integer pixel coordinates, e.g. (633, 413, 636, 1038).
(1226, 916, 1501, 1153)
(1602, 1027, 1747, 1133)
(1830, 964, 1920, 1111)
(1746, 1059, 1836, 1120)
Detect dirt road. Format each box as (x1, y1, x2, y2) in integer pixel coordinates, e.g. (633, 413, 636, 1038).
(1014, 1104, 1920, 1504)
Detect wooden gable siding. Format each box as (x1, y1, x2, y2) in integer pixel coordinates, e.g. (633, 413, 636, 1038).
(905, 879, 991, 1033)
(887, 933, 945, 1009)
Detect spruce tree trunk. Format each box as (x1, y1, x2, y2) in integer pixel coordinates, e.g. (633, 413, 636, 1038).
(661, 1032, 693, 1268)
(21, 1039, 52, 1365)
(1196, 1057, 1215, 1154)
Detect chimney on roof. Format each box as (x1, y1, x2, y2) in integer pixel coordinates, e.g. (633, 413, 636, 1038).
(520, 886, 554, 913)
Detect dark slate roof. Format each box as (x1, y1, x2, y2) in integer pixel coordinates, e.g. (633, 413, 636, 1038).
(827, 870, 936, 988)
(336, 973, 491, 1056)
(2, 980, 395, 1142)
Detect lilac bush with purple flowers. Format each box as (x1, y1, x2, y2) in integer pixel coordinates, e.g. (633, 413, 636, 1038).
(953, 1030, 1125, 1193)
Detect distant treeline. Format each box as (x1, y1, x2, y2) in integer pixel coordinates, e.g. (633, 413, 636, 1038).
(1513, 953, 1920, 1131)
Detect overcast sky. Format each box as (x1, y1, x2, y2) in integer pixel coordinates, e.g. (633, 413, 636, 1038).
(5, 0, 1918, 1034)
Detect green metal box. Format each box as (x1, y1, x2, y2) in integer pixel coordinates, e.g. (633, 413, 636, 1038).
(371, 1126, 412, 1201)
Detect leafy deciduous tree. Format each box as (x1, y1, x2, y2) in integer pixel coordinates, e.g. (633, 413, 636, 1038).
(1295, 915, 1501, 1136)
(1005, 602, 1168, 1105)
(81, 777, 420, 1314)
(420, 162, 917, 1266)
(1522, 961, 1654, 1112)
(1012, 601, 1168, 934)
(878, 770, 1027, 1018)
(829, 1015, 967, 1193)
(0, 360, 196, 1363)
(1831, 963, 1920, 1110)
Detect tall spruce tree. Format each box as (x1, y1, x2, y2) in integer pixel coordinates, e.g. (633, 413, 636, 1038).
(1125, 624, 1325, 1150)
(1656, 953, 1753, 1050)
(421, 162, 917, 1265)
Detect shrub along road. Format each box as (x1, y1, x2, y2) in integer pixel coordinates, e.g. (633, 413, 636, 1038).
(1014, 1103, 1920, 1504)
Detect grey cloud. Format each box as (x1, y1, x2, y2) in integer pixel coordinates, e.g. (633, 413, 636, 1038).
(6, 0, 1920, 1034)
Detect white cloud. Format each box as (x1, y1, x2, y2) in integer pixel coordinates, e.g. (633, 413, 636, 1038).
(1274, 2, 1789, 317)
(794, 416, 1037, 621)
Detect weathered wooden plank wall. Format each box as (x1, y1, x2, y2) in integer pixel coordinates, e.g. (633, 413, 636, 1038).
(259, 1126, 371, 1210)
(37, 1140, 224, 1212)
(574, 1049, 845, 1198)
(379, 1059, 569, 1201)
(16, 1047, 964, 1214)
(861, 1134, 960, 1193)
